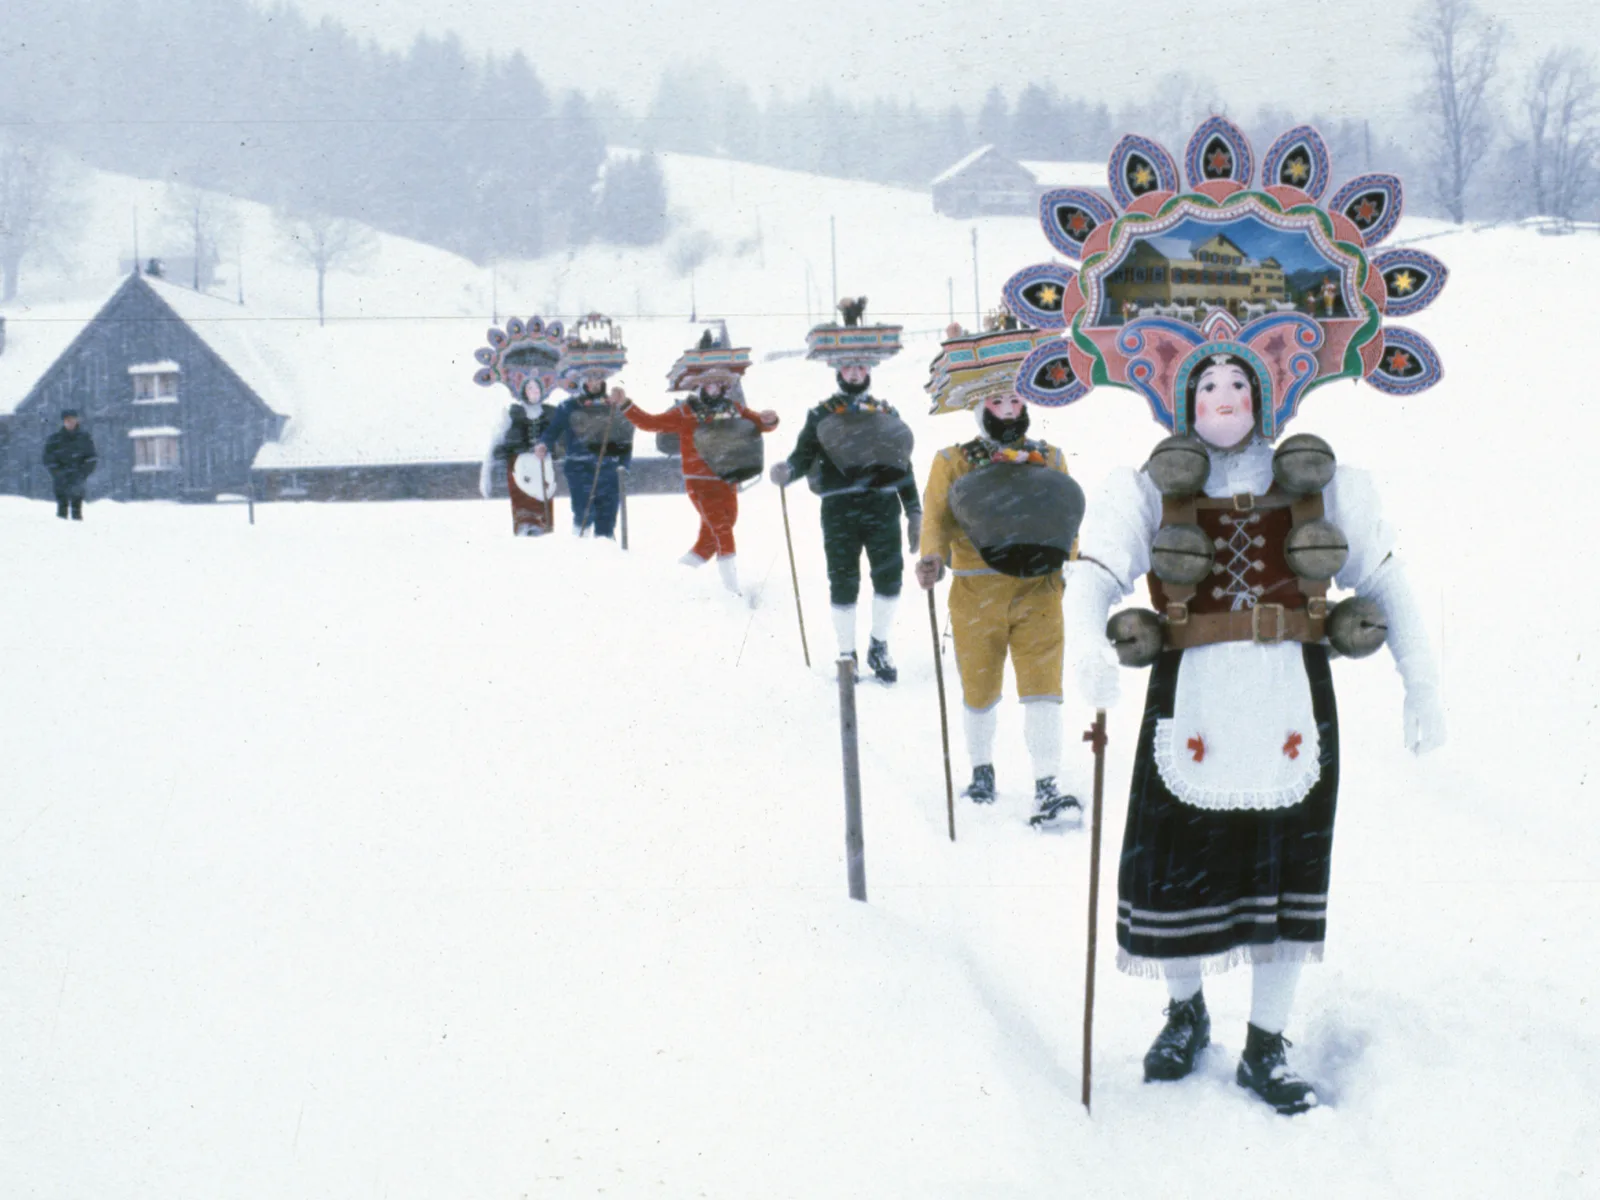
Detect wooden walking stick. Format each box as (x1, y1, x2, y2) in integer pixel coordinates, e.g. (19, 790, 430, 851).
(928, 588, 956, 842)
(580, 403, 617, 534)
(1081, 708, 1109, 1113)
(778, 486, 811, 667)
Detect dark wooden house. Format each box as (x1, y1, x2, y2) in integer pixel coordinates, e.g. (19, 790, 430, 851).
(1, 272, 286, 502)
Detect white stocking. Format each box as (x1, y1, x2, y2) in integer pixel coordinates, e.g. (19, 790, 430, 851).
(870, 592, 898, 642)
(831, 605, 857, 656)
(1165, 966, 1203, 1003)
(716, 554, 739, 595)
(963, 706, 997, 768)
(1249, 958, 1303, 1034)
(1022, 700, 1063, 781)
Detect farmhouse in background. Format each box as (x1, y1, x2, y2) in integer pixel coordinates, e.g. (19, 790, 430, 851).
(931, 146, 1108, 218)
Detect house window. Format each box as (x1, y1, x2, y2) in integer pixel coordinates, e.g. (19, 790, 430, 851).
(130, 427, 181, 471)
(1153, 268, 1165, 282)
(129, 361, 181, 404)
(1134, 268, 1146, 282)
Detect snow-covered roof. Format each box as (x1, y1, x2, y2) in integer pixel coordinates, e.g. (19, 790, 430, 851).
(930, 145, 998, 187)
(128, 425, 182, 437)
(0, 298, 105, 417)
(1017, 160, 1108, 191)
(144, 277, 496, 469)
(128, 360, 181, 374)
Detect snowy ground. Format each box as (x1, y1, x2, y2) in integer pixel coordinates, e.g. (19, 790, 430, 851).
(3, 156, 1599, 1196)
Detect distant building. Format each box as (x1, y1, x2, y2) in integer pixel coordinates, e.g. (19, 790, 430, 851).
(0, 269, 685, 504)
(931, 147, 1109, 217)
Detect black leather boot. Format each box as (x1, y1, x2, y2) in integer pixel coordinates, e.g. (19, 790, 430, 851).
(1143, 992, 1211, 1082)
(1236, 1023, 1319, 1114)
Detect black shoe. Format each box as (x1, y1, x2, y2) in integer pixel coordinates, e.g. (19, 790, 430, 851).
(1143, 993, 1211, 1082)
(1028, 777, 1083, 828)
(1236, 1024, 1319, 1114)
(866, 638, 897, 684)
(962, 764, 995, 804)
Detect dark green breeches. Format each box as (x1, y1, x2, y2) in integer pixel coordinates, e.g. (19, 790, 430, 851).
(821, 491, 904, 606)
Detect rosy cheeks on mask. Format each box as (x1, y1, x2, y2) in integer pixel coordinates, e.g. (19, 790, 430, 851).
(1192, 366, 1255, 448)
(983, 394, 1025, 421)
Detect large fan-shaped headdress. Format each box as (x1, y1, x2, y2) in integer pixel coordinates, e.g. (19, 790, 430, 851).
(472, 315, 568, 403)
(998, 118, 1448, 438)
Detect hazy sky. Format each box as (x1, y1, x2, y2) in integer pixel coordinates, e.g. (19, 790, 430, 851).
(286, 0, 1599, 121)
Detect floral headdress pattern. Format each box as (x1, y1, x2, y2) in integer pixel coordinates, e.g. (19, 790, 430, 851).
(472, 315, 568, 404)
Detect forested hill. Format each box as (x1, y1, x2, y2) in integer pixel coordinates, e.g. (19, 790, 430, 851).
(0, 0, 647, 261)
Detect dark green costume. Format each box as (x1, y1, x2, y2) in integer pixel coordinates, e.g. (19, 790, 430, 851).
(783, 393, 920, 607)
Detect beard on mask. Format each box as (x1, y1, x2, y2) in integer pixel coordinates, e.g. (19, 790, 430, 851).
(979, 404, 1030, 444)
(836, 371, 871, 396)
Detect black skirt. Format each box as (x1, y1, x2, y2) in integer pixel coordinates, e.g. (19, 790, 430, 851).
(1115, 644, 1339, 976)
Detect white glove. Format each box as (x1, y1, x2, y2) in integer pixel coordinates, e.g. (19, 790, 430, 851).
(1074, 645, 1122, 710)
(1402, 681, 1447, 755)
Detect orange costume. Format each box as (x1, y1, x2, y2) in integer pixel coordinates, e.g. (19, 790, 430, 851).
(620, 398, 777, 562)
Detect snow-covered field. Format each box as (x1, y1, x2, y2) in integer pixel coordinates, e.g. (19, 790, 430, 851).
(3, 155, 1599, 1197)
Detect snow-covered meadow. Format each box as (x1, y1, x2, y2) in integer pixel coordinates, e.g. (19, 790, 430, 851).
(2, 155, 1598, 1197)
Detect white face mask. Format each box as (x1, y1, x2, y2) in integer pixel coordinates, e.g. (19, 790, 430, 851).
(1191, 363, 1255, 449)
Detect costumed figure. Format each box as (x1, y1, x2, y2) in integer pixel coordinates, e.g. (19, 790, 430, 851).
(1015, 117, 1449, 1112)
(916, 316, 1087, 827)
(542, 314, 633, 539)
(608, 321, 779, 594)
(472, 316, 568, 536)
(770, 298, 918, 682)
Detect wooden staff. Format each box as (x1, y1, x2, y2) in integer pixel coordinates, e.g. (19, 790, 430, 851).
(779, 486, 811, 667)
(580, 402, 618, 534)
(619, 471, 629, 550)
(1081, 708, 1108, 1113)
(928, 588, 955, 842)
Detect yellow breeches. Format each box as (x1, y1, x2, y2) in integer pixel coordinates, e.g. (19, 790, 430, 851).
(947, 572, 1065, 710)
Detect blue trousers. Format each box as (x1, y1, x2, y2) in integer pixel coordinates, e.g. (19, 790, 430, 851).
(563, 458, 623, 538)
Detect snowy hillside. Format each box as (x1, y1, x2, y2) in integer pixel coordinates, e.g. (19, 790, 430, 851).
(2, 153, 1598, 1197)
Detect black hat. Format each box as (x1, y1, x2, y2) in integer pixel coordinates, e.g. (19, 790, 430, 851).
(60, 408, 80, 420)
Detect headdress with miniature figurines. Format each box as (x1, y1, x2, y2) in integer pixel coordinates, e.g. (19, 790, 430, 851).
(666, 319, 752, 393)
(806, 296, 904, 370)
(560, 312, 628, 391)
(995, 117, 1448, 439)
(472, 315, 568, 403)
(925, 307, 1056, 415)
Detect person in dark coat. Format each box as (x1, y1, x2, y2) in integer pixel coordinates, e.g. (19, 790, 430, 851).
(42, 410, 98, 520)
(770, 363, 920, 682)
(540, 373, 633, 539)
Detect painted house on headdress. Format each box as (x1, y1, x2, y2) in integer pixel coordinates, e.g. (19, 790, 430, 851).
(1101, 233, 1295, 323)
(931, 147, 1108, 217)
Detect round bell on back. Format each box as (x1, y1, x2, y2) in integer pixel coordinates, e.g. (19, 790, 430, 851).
(690, 375, 765, 485)
(948, 390, 1086, 577)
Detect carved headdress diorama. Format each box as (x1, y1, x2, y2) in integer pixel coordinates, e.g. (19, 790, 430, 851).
(1048, 118, 1450, 1114)
(472, 316, 569, 535)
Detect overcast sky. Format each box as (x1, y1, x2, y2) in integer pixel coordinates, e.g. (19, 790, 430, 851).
(284, 0, 1599, 122)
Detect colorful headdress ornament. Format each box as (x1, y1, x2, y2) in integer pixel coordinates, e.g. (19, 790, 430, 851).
(999, 117, 1448, 437)
(806, 296, 904, 370)
(925, 314, 1055, 415)
(472, 315, 567, 403)
(667, 319, 752, 392)
(561, 312, 628, 390)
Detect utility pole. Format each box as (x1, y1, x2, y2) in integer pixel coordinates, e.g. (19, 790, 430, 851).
(491, 262, 499, 323)
(948, 276, 954, 327)
(805, 261, 813, 327)
(830, 215, 838, 309)
(971, 227, 981, 326)
(132, 209, 139, 271)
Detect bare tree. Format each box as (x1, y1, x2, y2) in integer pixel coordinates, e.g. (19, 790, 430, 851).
(1414, 0, 1503, 223)
(0, 135, 74, 302)
(1522, 49, 1599, 220)
(274, 209, 378, 326)
(164, 184, 238, 292)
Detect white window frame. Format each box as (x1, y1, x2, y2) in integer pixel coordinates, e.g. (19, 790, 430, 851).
(129, 362, 181, 405)
(130, 426, 182, 472)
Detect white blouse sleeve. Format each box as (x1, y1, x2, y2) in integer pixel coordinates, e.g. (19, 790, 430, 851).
(1075, 466, 1162, 595)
